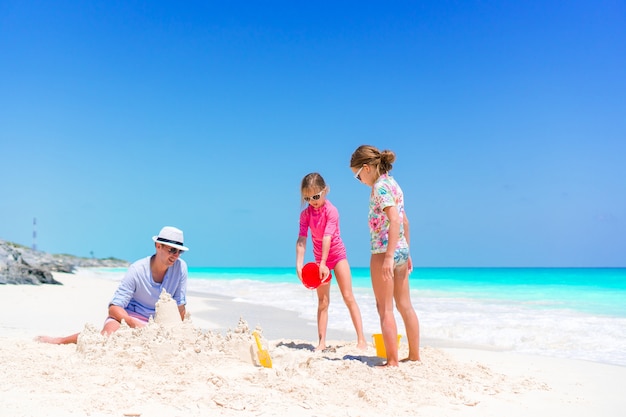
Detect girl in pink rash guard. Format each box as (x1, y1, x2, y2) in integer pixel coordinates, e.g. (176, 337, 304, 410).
(296, 172, 367, 351)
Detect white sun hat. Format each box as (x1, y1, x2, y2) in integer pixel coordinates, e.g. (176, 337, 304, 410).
(152, 226, 189, 251)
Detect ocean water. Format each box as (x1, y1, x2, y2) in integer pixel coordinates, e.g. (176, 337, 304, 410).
(101, 266, 626, 366)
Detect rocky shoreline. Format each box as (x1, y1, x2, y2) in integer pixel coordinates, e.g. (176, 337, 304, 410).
(0, 239, 129, 285)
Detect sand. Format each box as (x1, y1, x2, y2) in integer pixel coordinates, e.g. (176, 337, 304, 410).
(0, 269, 624, 417)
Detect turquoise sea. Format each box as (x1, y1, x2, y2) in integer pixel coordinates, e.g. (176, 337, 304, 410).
(104, 266, 626, 366)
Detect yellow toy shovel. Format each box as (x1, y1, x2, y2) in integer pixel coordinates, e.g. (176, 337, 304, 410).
(253, 331, 272, 368)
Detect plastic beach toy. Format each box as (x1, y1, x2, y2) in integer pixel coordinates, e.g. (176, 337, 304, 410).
(253, 331, 272, 368)
(301, 262, 332, 289)
(372, 333, 402, 358)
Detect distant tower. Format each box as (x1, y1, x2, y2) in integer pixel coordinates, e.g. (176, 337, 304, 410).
(32, 217, 37, 251)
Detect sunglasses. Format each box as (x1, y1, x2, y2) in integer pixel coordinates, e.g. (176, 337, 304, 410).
(162, 245, 183, 255)
(354, 166, 364, 181)
(304, 188, 325, 202)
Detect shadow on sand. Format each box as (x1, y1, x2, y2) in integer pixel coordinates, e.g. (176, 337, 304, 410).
(276, 340, 383, 367)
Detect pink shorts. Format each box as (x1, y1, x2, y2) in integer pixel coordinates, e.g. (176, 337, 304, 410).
(104, 311, 150, 328)
(317, 253, 347, 271)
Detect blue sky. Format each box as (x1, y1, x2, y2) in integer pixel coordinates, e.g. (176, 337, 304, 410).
(1, 1, 624, 267)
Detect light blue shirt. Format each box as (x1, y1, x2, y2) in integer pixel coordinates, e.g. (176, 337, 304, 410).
(110, 255, 187, 320)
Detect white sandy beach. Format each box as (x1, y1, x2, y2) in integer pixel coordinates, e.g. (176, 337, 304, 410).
(0, 269, 624, 417)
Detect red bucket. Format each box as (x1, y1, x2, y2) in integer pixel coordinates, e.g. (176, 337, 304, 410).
(301, 262, 332, 289)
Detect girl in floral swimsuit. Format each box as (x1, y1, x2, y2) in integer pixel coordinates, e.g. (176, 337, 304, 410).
(350, 145, 421, 366)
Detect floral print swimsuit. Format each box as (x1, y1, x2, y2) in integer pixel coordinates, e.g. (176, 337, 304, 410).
(368, 173, 409, 264)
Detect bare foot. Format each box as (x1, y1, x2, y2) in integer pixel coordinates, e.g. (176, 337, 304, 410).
(400, 357, 422, 363)
(34, 333, 79, 345)
(315, 343, 326, 351)
(376, 361, 399, 368)
(34, 335, 64, 344)
(356, 340, 368, 350)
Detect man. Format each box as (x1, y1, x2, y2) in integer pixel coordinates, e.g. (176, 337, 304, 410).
(37, 226, 189, 344)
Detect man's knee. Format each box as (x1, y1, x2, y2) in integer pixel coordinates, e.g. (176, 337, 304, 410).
(101, 319, 120, 335)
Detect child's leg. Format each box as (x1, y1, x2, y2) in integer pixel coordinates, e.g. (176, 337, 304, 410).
(371, 253, 399, 366)
(315, 284, 330, 350)
(333, 259, 367, 349)
(393, 263, 421, 361)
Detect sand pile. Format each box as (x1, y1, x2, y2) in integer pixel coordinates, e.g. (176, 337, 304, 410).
(1, 292, 542, 416)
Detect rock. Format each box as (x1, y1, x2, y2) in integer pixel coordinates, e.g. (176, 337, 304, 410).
(0, 239, 129, 285)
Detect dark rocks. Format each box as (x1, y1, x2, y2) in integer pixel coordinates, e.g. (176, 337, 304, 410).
(0, 239, 129, 285)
